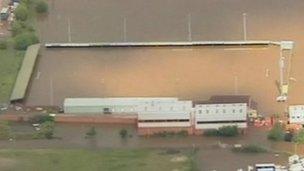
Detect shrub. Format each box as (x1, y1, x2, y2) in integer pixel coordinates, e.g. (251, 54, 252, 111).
(232, 144, 268, 153)
(119, 129, 128, 139)
(203, 129, 220, 136)
(294, 129, 304, 144)
(218, 126, 239, 137)
(33, 121, 54, 139)
(0, 40, 7, 49)
(85, 127, 97, 138)
(11, 21, 35, 36)
(267, 123, 285, 141)
(13, 32, 39, 50)
(35, 0, 48, 13)
(284, 132, 294, 142)
(14, 4, 29, 21)
(29, 115, 54, 124)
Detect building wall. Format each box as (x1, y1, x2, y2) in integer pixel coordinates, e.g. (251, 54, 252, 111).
(194, 103, 247, 129)
(289, 105, 304, 124)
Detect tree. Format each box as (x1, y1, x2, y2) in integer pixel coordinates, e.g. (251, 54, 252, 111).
(14, 4, 29, 21)
(13, 32, 39, 50)
(35, 0, 48, 13)
(85, 127, 97, 138)
(119, 129, 128, 139)
(267, 123, 285, 141)
(294, 129, 304, 144)
(33, 121, 54, 139)
(218, 125, 239, 137)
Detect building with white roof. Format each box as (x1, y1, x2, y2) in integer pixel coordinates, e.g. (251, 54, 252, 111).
(289, 105, 304, 125)
(194, 103, 247, 130)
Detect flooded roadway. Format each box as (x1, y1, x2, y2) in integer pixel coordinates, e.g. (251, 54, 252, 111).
(27, 0, 304, 115)
(0, 123, 291, 171)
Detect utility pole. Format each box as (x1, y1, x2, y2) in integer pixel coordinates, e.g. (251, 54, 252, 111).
(67, 17, 72, 42)
(123, 17, 127, 42)
(188, 13, 192, 41)
(242, 13, 247, 41)
(50, 77, 54, 106)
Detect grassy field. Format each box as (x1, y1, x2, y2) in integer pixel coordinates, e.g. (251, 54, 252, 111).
(0, 49, 24, 103)
(0, 148, 198, 171)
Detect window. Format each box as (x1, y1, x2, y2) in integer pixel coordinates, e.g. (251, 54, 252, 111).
(206, 110, 209, 114)
(239, 109, 243, 113)
(232, 109, 235, 113)
(199, 110, 202, 114)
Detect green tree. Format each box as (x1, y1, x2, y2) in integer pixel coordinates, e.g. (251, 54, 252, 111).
(119, 129, 128, 139)
(35, 0, 48, 13)
(85, 127, 97, 138)
(267, 123, 285, 141)
(294, 129, 304, 144)
(13, 32, 39, 50)
(33, 121, 54, 139)
(14, 4, 29, 21)
(218, 125, 239, 137)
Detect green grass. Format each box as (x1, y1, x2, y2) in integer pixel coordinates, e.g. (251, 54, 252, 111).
(0, 148, 197, 171)
(0, 49, 25, 103)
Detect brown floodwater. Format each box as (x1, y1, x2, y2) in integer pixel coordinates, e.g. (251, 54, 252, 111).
(26, 0, 304, 116)
(20, 0, 304, 169)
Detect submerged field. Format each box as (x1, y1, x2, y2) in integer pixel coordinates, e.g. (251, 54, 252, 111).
(0, 148, 197, 171)
(0, 50, 24, 103)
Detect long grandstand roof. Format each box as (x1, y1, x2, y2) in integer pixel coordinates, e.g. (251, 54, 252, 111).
(10, 44, 40, 101)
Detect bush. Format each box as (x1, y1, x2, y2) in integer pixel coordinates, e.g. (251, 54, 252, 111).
(294, 129, 304, 144)
(284, 132, 294, 142)
(11, 21, 35, 36)
(218, 126, 239, 137)
(33, 121, 54, 139)
(13, 32, 39, 50)
(267, 123, 285, 141)
(119, 129, 128, 139)
(14, 4, 29, 21)
(29, 115, 54, 124)
(0, 40, 7, 49)
(35, 0, 48, 13)
(85, 127, 97, 138)
(232, 144, 268, 153)
(203, 129, 220, 136)
(204, 126, 239, 137)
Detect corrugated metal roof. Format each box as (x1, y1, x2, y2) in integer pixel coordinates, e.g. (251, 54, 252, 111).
(10, 44, 40, 101)
(64, 97, 178, 107)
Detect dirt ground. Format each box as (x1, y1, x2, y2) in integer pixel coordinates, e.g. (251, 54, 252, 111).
(25, 0, 304, 116)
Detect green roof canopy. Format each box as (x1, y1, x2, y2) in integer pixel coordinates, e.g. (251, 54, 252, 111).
(10, 44, 40, 101)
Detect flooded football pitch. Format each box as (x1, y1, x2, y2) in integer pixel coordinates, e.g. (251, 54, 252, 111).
(26, 0, 304, 116)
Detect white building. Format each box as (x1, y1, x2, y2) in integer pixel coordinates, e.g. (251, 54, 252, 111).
(194, 103, 247, 129)
(137, 100, 192, 128)
(64, 97, 178, 114)
(289, 105, 304, 124)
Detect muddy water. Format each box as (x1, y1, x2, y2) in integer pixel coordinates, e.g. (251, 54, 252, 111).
(29, 0, 304, 115)
(0, 123, 290, 170)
